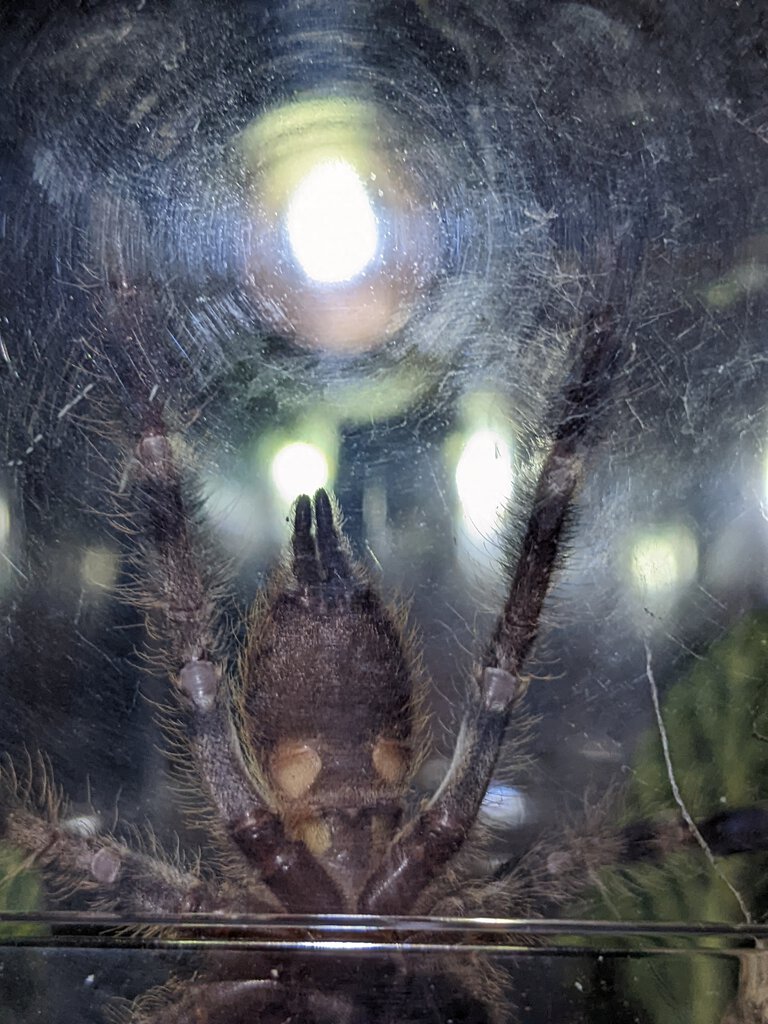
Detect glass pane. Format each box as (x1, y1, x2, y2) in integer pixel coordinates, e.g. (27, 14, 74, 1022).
(1, 1, 766, 1021)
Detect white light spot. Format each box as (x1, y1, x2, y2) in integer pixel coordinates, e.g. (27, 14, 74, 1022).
(480, 784, 528, 825)
(629, 525, 698, 596)
(62, 813, 102, 838)
(286, 160, 378, 284)
(455, 429, 514, 537)
(81, 547, 119, 592)
(271, 442, 330, 504)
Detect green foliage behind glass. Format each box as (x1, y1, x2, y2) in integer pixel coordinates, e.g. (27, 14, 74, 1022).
(595, 612, 768, 1024)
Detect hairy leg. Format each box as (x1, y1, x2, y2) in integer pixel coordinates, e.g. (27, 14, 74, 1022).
(0, 761, 233, 915)
(359, 314, 620, 915)
(128, 400, 342, 912)
(4, 277, 342, 914)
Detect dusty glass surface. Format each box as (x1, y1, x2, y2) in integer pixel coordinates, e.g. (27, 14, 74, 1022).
(0, 0, 767, 1021)
(2, 917, 768, 1023)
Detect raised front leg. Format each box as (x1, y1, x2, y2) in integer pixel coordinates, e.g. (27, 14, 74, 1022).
(128, 397, 343, 913)
(359, 314, 620, 915)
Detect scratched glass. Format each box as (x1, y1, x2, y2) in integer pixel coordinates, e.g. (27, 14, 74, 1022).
(1, 2, 767, 1023)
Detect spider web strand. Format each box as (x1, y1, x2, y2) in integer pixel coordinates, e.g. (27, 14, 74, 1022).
(643, 639, 751, 924)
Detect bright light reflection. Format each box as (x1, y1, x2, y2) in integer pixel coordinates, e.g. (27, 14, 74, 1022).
(455, 429, 514, 537)
(480, 784, 528, 826)
(271, 442, 330, 504)
(629, 525, 698, 595)
(286, 160, 378, 284)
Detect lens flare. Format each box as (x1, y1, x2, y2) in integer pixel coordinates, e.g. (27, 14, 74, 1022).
(287, 159, 378, 284)
(81, 547, 119, 592)
(271, 442, 330, 504)
(455, 429, 514, 537)
(629, 524, 698, 597)
(239, 97, 439, 351)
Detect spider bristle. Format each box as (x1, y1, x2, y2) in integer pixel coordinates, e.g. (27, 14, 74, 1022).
(104, 979, 186, 1024)
(291, 493, 321, 584)
(466, 790, 629, 919)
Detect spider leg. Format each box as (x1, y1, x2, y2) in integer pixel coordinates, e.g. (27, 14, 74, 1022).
(359, 314, 619, 915)
(130, 413, 343, 912)
(113, 979, 286, 1024)
(616, 805, 768, 862)
(476, 804, 768, 921)
(2, 787, 230, 915)
(118, 975, 364, 1024)
(696, 805, 768, 856)
(484, 311, 618, 677)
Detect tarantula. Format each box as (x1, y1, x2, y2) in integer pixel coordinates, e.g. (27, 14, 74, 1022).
(3, 311, 768, 1024)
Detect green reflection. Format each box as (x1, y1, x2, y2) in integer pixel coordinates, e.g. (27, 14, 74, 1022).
(625, 523, 699, 620)
(594, 613, 768, 1024)
(0, 843, 42, 932)
(241, 96, 380, 205)
(704, 262, 768, 309)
